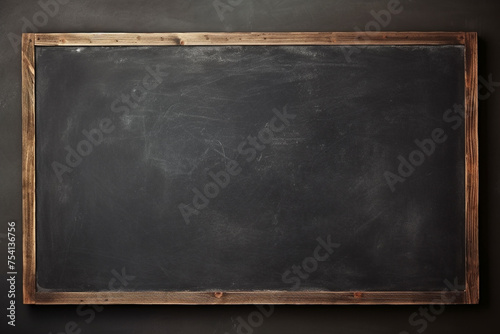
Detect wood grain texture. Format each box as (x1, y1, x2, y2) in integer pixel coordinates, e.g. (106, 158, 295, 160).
(22, 33, 36, 304)
(33, 32, 466, 46)
(464, 32, 479, 304)
(24, 31, 478, 305)
(33, 291, 465, 305)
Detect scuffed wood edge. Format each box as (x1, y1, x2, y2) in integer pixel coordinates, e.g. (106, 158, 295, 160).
(28, 31, 474, 305)
(34, 32, 466, 46)
(22, 33, 36, 304)
(33, 291, 465, 305)
(464, 32, 479, 304)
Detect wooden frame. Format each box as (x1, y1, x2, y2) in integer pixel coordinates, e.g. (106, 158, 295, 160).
(22, 32, 478, 305)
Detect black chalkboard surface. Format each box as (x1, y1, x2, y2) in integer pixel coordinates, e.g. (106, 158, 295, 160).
(23, 32, 478, 304)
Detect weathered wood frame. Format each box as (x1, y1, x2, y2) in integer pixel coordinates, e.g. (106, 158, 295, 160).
(22, 32, 478, 305)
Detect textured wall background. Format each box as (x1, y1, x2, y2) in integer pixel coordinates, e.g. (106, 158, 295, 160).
(1, 0, 498, 333)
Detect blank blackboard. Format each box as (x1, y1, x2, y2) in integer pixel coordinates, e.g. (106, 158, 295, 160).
(22, 32, 479, 304)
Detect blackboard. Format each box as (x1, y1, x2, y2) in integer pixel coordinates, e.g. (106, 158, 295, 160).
(22, 32, 478, 304)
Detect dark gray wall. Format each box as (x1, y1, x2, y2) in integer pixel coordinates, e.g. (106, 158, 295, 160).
(1, 0, 498, 333)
